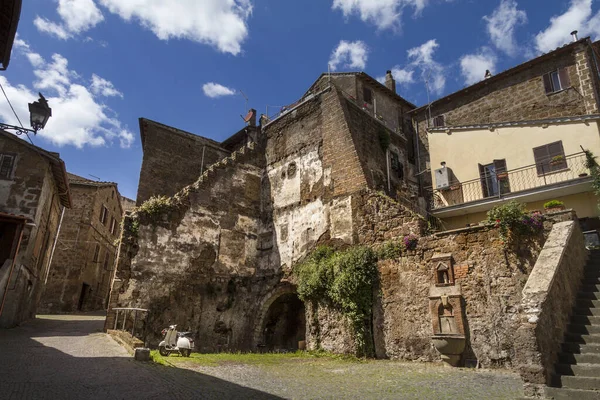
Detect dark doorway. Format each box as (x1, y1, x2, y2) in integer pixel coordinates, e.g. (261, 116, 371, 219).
(262, 293, 306, 351)
(77, 283, 90, 311)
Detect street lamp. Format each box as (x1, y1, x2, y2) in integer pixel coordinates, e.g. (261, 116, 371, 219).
(1, 93, 52, 136)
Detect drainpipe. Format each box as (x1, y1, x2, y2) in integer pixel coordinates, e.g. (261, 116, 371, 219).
(200, 145, 206, 175)
(415, 119, 422, 195)
(386, 149, 391, 194)
(44, 206, 65, 284)
(0, 224, 25, 320)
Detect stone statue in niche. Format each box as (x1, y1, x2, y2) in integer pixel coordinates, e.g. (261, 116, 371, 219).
(437, 263, 451, 285)
(438, 295, 458, 334)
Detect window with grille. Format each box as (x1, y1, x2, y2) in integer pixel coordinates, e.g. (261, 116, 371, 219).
(0, 154, 15, 179)
(363, 87, 373, 105)
(543, 68, 570, 94)
(533, 141, 567, 174)
(93, 244, 100, 263)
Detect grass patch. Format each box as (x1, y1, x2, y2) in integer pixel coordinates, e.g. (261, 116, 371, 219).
(150, 350, 363, 367)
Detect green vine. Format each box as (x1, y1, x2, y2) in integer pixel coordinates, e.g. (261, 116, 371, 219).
(584, 149, 600, 202)
(294, 246, 378, 357)
(378, 129, 390, 152)
(138, 195, 176, 218)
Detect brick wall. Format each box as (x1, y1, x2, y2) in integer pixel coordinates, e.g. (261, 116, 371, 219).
(136, 119, 230, 205)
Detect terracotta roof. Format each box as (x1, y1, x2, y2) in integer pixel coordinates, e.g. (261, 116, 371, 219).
(67, 172, 117, 187)
(411, 37, 592, 115)
(0, 130, 71, 208)
(0, 0, 22, 70)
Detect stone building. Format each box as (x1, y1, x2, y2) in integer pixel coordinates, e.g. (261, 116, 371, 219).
(105, 71, 426, 347)
(0, 130, 71, 328)
(39, 173, 124, 313)
(412, 35, 600, 229)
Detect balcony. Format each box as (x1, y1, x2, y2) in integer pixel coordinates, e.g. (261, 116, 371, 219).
(431, 152, 593, 218)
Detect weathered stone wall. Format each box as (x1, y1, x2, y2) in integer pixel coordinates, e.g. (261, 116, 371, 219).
(515, 220, 587, 397)
(40, 181, 123, 313)
(373, 221, 555, 365)
(136, 118, 231, 205)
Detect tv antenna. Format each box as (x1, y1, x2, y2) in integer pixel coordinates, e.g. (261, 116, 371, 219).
(239, 90, 249, 113)
(89, 174, 101, 181)
(424, 70, 433, 128)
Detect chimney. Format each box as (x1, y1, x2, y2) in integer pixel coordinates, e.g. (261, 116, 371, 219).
(243, 109, 257, 127)
(571, 30, 579, 42)
(385, 70, 396, 93)
(484, 69, 493, 79)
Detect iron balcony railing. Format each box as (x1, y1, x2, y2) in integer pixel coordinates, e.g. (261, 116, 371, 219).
(431, 152, 591, 210)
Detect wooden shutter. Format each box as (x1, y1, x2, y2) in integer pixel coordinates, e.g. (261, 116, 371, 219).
(493, 159, 511, 194)
(558, 68, 570, 89)
(0, 155, 14, 179)
(434, 115, 445, 127)
(479, 163, 489, 198)
(543, 73, 553, 94)
(533, 146, 548, 174)
(363, 87, 372, 104)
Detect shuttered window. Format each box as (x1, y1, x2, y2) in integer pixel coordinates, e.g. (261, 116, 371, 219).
(479, 159, 510, 198)
(433, 115, 445, 127)
(0, 154, 15, 179)
(363, 87, 373, 104)
(533, 141, 567, 174)
(103, 249, 111, 270)
(543, 68, 571, 94)
(100, 205, 108, 225)
(93, 244, 100, 263)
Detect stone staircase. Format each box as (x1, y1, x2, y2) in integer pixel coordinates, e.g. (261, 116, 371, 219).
(546, 249, 600, 399)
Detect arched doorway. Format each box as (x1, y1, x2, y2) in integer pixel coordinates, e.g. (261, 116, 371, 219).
(260, 292, 306, 351)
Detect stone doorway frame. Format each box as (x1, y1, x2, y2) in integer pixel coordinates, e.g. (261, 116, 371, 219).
(252, 284, 304, 349)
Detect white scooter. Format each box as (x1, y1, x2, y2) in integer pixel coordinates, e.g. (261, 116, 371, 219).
(158, 325, 194, 357)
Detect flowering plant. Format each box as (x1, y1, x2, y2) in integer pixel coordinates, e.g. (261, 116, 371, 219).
(403, 234, 418, 250)
(487, 201, 543, 245)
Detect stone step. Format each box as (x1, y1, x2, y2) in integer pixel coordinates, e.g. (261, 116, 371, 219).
(559, 352, 600, 364)
(579, 292, 600, 301)
(545, 387, 600, 400)
(572, 315, 600, 326)
(569, 324, 600, 335)
(583, 277, 600, 285)
(556, 376, 600, 390)
(566, 333, 600, 345)
(556, 363, 600, 376)
(563, 342, 600, 354)
(575, 307, 600, 317)
(577, 299, 600, 309)
(581, 285, 600, 293)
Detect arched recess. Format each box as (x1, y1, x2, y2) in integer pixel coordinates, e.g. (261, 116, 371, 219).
(253, 285, 306, 351)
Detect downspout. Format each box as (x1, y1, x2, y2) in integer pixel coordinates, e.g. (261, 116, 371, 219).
(0, 224, 25, 319)
(44, 206, 65, 284)
(386, 149, 391, 194)
(200, 145, 206, 175)
(415, 119, 422, 195)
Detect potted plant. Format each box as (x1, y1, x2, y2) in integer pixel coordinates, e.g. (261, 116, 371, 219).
(579, 170, 589, 177)
(496, 172, 508, 180)
(543, 200, 565, 213)
(549, 155, 565, 166)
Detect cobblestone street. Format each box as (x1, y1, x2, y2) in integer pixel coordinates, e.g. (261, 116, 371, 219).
(0, 314, 525, 399)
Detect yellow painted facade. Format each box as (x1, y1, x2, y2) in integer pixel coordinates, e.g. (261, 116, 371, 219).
(428, 120, 600, 229)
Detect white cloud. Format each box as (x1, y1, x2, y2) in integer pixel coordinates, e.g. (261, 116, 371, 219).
(202, 83, 236, 98)
(377, 67, 414, 86)
(535, 0, 600, 53)
(98, 0, 253, 55)
(407, 39, 445, 95)
(329, 40, 368, 71)
(483, 0, 527, 56)
(0, 41, 133, 148)
(332, 0, 431, 30)
(34, 0, 104, 39)
(460, 49, 498, 85)
(34, 17, 72, 40)
(91, 74, 123, 98)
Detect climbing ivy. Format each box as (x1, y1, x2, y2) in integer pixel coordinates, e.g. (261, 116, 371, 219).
(584, 149, 600, 201)
(294, 246, 378, 357)
(138, 195, 176, 218)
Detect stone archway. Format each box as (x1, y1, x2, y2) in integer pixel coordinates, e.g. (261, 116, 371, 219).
(254, 286, 306, 351)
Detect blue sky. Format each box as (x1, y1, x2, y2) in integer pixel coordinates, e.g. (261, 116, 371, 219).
(1, 0, 599, 199)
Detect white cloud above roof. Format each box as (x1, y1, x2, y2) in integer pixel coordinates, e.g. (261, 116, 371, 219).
(329, 40, 369, 71)
(202, 83, 236, 98)
(483, 0, 527, 56)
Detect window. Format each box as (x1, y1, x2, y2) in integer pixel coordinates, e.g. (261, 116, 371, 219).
(533, 141, 567, 174)
(0, 154, 15, 179)
(100, 205, 108, 225)
(479, 159, 511, 198)
(433, 115, 445, 128)
(92, 244, 100, 263)
(363, 87, 373, 105)
(110, 217, 117, 235)
(543, 68, 570, 94)
(390, 151, 404, 180)
(103, 249, 111, 271)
